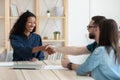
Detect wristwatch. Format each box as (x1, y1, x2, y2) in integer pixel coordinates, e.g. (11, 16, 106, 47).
(67, 62, 73, 70)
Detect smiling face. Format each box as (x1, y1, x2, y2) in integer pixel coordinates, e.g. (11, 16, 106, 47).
(24, 16, 36, 34)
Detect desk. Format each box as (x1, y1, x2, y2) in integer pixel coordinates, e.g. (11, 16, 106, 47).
(0, 61, 94, 80)
(44, 60, 94, 80)
(0, 67, 25, 80)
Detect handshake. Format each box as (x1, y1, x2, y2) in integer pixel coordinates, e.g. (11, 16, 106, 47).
(44, 45, 56, 55)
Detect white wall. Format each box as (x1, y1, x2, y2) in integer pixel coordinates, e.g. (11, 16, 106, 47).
(68, 0, 120, 46)
(90, 0, 120, 26)
(68, 0, 120, 63)
(68, 0, 90, 46)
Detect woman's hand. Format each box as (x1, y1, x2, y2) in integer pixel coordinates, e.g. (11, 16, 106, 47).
(61, 58, 70, 68)
(31, 58, 39, 62)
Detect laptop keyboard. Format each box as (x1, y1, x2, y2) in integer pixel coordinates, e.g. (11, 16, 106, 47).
(12, 62, 42, 70)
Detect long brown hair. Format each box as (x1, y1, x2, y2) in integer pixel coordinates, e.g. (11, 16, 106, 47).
(99, 19, 120, 63)
(92, 16, 106, 26)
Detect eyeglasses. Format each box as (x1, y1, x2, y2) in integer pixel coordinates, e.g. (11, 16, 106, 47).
(87, 26, 97, 29)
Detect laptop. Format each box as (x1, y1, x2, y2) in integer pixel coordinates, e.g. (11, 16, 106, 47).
(12, 62, 42, 70)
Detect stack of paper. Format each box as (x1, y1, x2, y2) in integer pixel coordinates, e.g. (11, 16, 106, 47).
(44, 65, 66, 70)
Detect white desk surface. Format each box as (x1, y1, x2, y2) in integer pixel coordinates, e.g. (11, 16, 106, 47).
(44, 60, 94, 80)
(0, 60, 94, 80)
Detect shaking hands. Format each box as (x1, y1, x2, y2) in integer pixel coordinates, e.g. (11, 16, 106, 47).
(44, 45, 56, 55)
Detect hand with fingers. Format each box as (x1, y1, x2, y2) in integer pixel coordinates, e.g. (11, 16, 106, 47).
(30, 58, 39, 62)
(61, 57, 70, 68)
(45, 45, 56, 55)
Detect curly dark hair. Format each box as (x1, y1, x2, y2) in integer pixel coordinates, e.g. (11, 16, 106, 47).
(9, 10, 36, 37)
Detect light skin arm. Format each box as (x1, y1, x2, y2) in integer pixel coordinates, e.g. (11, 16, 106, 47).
(61, 58, 79, 70)
(55, 46, 90, 55)
(61, 58, 89, 75)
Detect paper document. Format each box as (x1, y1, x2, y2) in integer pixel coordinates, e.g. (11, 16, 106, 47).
(0, 62, 14, 67)
(44, 65, 66, 70)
